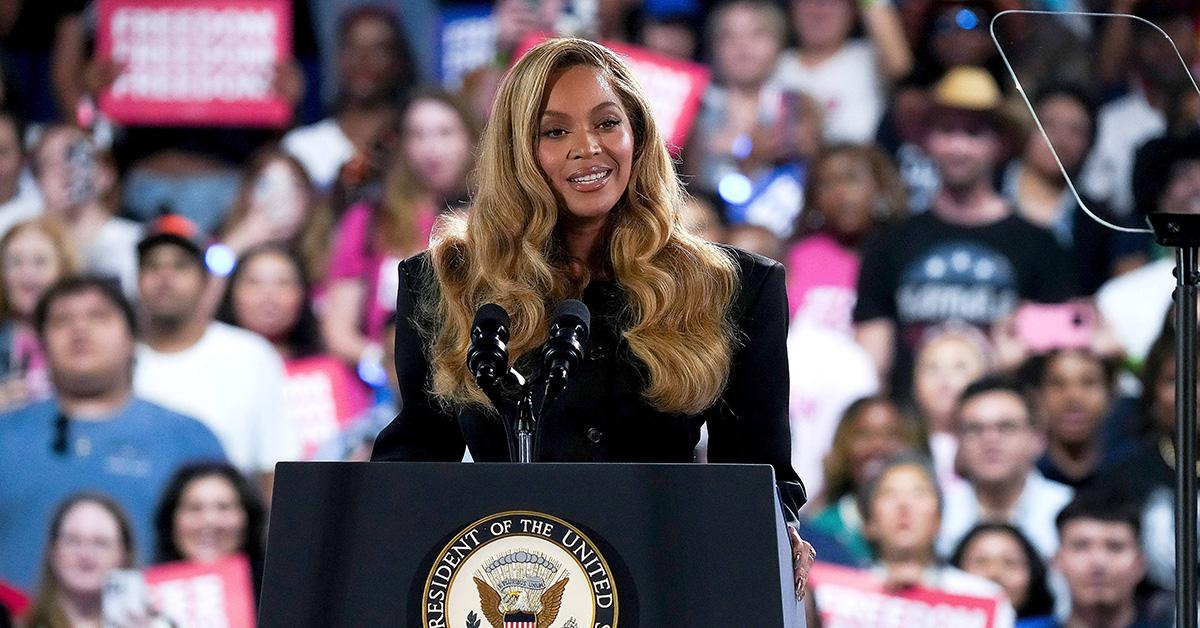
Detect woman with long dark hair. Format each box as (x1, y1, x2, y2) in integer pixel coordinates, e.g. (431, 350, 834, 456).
(153, 462, 266, 597)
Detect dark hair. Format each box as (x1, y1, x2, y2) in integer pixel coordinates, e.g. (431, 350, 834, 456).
(0, 109, 25, 153)
(1019, 348, 1119, 393)
(1138, 319, 1186, 436)
(1029, 83, 1098, 170)
(822, 395, 928, 504)
(33, 275, 136, 339)
(956, 375, 1035, 427)
(215, 244, 323, 359)
(335, 6, 417, 103)
(153, 462, 266, 571)
(950, 523, 1056, 618)
(1055, 488, 1142, 540)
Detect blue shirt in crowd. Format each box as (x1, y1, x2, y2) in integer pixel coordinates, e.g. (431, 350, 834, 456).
(0, 397, 226, 591)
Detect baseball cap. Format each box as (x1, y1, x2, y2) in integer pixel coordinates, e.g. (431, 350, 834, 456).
(136, 214, 209, 262)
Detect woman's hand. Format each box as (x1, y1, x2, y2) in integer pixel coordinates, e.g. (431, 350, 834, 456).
(788, 525, 817, 601)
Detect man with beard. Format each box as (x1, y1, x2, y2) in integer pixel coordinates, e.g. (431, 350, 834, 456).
(854, 66, 1075, 396)
(133, 215, 298, 500)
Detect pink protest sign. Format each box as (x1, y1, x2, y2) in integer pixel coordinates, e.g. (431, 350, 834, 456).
(97, 0, 292, 127)
(809, 562, 1002, 628)
(284, 355, 370, 459)
(0, 578, 28, 619)
(144, 555, 256, 628)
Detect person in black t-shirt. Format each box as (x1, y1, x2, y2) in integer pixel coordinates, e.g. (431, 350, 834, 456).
(854, 66, 1075, 396)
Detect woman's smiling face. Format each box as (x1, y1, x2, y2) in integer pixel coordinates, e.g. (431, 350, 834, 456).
(535, 65, 635, 228)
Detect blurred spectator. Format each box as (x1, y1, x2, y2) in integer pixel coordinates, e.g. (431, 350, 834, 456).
(688, 0, 822, 225)
(881, 0, 1012, 211)
(638, 12, 699, 61)
(0, 218, 79, 411)
(132, 217, 298, 499)
(0, 109, 42, 239)
(912, 323, 990, 490)
(217, 149, 333, 284)
(0, 276, 224, 589)
(203, 147, 334, 320)
(1098, 327, 1198, 593)
(938, 377, 1073, 560)
(217, 245, 369, 458)
(726, 223, 782, 261)
(772, 0, 912, 143)
(312, 318, 399, 462)
(31, 125, 141, 295)
(786, 144, 906, 322)
(805, 396, 926, 565)
(154, 462, 266, 597)
(1053, 491, 1170, 627)
(1081, 4, 1198, 217)
(837, 453, 1016, 626)
(1004, 85, 1148, 294)
(905, 1, 1008, 89)
(951, 523, 1057, 625)
(322, 90, 476, 367)
(1023, 349, 1131, 490)
(1099, 130, 1200, 366)
(854, 66, 1074, 396)
(24, 494, 134, 628)
(784, 145, 903, 490)
(283, 7, 417, 192)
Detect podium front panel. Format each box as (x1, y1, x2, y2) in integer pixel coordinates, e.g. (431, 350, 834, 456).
(260, 462, 795, 627)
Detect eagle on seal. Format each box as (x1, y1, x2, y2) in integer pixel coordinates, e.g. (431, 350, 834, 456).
(474, 576, 569, 628)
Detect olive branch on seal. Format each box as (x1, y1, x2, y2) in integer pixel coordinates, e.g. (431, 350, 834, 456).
(465, 611, 480, 628)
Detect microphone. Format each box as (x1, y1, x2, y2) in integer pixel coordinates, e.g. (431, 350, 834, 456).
(468, 303, 512, 402)
(540, 299, 590, 414)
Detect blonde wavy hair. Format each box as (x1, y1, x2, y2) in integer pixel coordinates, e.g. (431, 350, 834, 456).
(422, 37, 739, 415)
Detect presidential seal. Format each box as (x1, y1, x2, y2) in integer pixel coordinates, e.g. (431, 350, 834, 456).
(422, 511, 618, 628)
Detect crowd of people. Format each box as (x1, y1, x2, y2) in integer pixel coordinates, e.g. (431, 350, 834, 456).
(0, 0, 1196, 626)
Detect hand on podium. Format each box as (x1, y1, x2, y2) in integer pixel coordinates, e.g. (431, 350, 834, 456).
(789, 525, 817, 601)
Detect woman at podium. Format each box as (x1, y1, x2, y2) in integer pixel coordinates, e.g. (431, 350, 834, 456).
(370, 37, 814, 595)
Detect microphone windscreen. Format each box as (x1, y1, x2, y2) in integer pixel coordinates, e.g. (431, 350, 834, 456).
(473, 303, 510, 329)
(550, 299, 590, 332)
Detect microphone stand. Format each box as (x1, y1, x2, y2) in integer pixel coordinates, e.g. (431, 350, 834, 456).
(516, 384, 536, 464)
(1148, 212, 1198, 628)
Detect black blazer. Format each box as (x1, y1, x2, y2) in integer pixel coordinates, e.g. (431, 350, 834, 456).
(371, 245, 806, 518)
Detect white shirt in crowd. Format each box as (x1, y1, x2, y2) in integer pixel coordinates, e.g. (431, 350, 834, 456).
(134, 322, 301, 475)
(1080, 87, 1165, 217)
(85, 217, 143, 296)
(937, 469, 1074, 560)
(281, 118, 356, 192)
(1096, 256, 1174, 365)
(771, 40, 885, 144)
(0, 171, 43, 240)
(787, 317, 878, 501)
